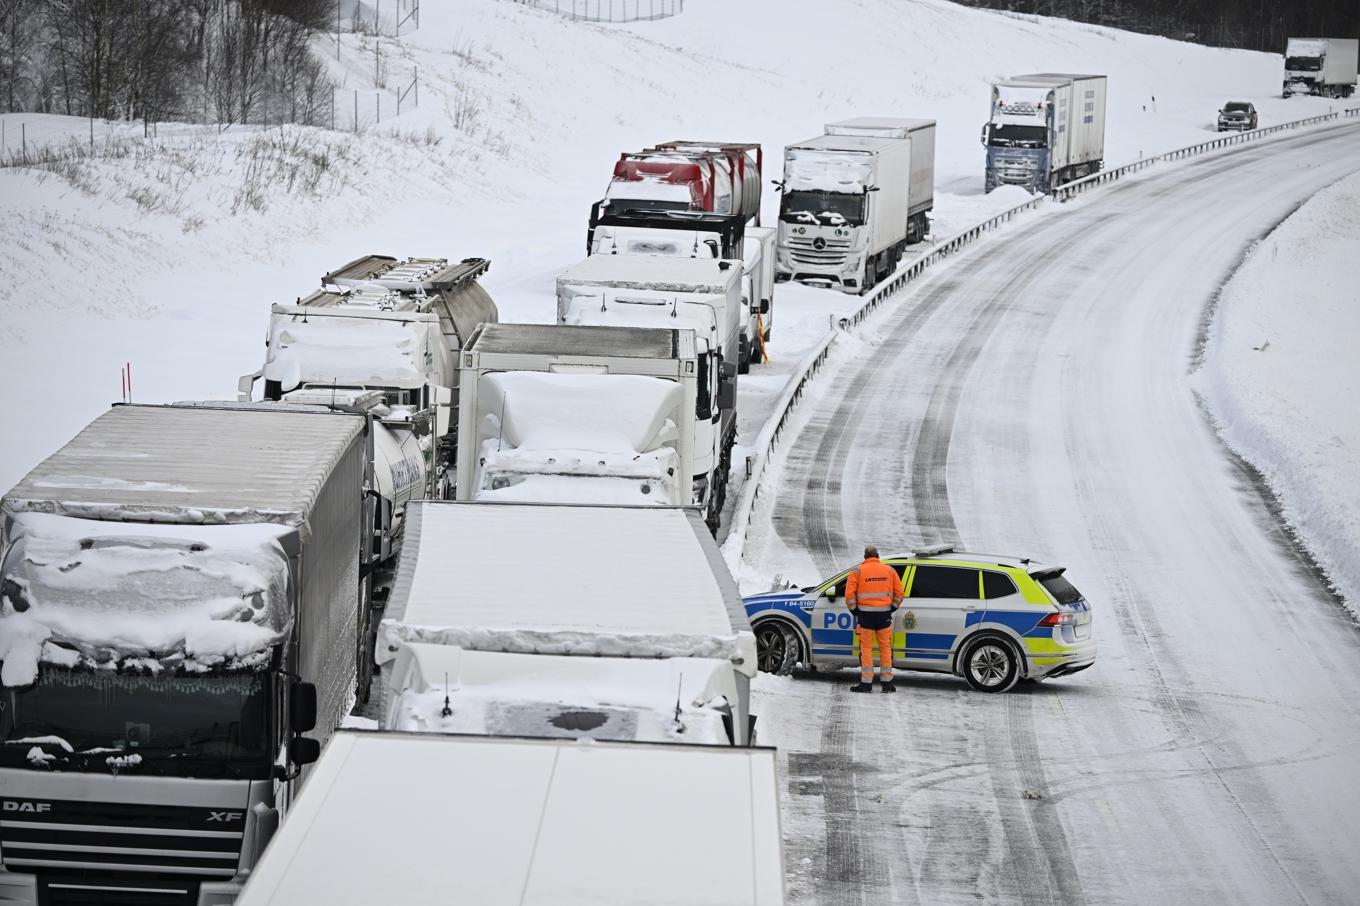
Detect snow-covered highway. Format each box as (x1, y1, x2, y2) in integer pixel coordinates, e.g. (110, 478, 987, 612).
(748, 121, 1360, 905)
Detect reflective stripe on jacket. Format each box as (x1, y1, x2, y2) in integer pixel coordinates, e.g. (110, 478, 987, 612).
(846, 557, 903, 613)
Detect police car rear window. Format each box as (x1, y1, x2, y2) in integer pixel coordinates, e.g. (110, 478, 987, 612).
(983, 571, 1018, 599)
(1038, 574, 1084, 604)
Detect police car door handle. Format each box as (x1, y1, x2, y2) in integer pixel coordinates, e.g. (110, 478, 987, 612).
(964, 604, 978, 612)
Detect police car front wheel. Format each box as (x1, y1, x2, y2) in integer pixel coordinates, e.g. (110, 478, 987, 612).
(754, 621, 800, 675)
(961, 636, 1021, 693)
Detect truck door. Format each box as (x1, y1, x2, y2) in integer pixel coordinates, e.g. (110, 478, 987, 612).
(899, 564, 979, 668)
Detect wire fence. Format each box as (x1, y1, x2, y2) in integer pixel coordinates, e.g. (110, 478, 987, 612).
(505, 0, 684, 22)
(338, 0, 422, 37)
(331, 70, 418, 131)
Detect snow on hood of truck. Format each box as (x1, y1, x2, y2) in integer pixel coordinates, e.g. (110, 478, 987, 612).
(1285, 38, 1326, 56)
(2, 404, 364, 533)
(482, 371, 681, 453)
(559, 289, 719, 342)
(264, 308, 436, 391)
(380, 502, 756, 675)
(386, 645, 733, 745)
(0, 513, 292, 686)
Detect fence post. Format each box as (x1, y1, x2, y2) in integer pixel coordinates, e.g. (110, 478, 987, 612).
(354, 92, 359, 132)
(377, 93, 381, 123)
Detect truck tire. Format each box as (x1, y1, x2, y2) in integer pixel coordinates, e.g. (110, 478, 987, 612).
(959, 634, 1022, 693)
(755, 621, 800, 675)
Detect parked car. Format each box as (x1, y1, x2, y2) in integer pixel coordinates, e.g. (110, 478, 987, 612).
(1217, 101, 1258, 131)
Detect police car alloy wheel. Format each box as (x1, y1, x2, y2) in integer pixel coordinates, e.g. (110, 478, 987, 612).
(962, 636, 1021, 693)
(754, 621, 799, 675)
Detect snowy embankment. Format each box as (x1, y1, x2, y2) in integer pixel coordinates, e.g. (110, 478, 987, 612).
(0, 0, 1325, 492)
(1195, 171, 1360, 612)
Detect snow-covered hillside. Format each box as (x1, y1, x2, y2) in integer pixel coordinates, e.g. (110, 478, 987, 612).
(1196, 170, 1360, 610)
(0, 0, 1332, 491)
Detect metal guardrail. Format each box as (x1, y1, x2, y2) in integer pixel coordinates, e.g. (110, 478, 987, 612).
(1050, 111, 1345, 201)
(723, 107, 1359, 568)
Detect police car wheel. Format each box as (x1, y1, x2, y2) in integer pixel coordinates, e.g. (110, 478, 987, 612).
(962, 636, 1020, 693)
(755, 621, 799, 675)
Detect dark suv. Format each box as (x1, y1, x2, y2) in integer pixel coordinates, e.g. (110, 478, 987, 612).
(1217, 101, 1258, 131)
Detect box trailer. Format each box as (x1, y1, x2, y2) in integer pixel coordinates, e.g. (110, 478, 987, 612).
(984, 73, 1107, 193)
(377, 501, 757, 740)
(777, 117, 936, 294)
(0, 403, 371, 904)
(234, 730, 785, 906)
(1284, 38, 1358, 97)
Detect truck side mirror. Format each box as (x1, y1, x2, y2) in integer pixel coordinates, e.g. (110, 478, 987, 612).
(721, 361, 738, 379)
(980, 124, 988, 146)
(289, 682, 318, 734)
(288, 736, 320, 767)
(434, 385, 453, 436)
(759, 299, 770, 315)
(717, 380, 736, 411)
(237, 371, 260, 402)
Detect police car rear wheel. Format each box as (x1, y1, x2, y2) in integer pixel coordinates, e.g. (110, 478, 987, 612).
(962, 636, 1020, 693)
(755, 621, 799, 675)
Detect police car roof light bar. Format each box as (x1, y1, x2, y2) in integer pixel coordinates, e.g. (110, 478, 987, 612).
(912, 543, 956, 558)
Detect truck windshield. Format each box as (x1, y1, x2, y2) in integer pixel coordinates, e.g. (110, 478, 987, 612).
(780, 191, 865, 227)
(989, 124, 1049, 148)
(0, 669, 272, 779)
(1285, 57, 1321, 71)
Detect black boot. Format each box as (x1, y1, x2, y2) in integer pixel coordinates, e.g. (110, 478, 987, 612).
(880, 681, 896, 694)
(849, 682, 873, 693)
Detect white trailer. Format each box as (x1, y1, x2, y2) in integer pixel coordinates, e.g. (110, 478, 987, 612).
(382, 644, 750, 745)
(777, 117, 936, 294)
(1284, 38, 1358, 97)
(556, 256, 741, 526)
(234, 730, 785, 906)
(377, 501, 758, 742)
(455, 323, 700, 511)
(0, 403, 370, 904)
(984, 73, 1107, 193)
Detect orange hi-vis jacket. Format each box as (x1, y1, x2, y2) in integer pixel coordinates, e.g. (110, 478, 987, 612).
(846, 557, 904, 614)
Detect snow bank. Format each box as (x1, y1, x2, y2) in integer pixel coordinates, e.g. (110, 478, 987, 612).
(0, 513, 292, 685)
(1195, 170, 1360, 610)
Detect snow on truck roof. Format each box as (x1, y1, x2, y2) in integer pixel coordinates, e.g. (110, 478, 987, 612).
(235, 731, 784, 906)
(381, 502, 756, 675)
(824, 117, 935, 138)
(557, 254, 740, 290)
(2, 404, 364, 528)
(467, 322, 692, 360)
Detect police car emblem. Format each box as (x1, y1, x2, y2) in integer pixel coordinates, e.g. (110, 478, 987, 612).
(903, 611, 917, 630)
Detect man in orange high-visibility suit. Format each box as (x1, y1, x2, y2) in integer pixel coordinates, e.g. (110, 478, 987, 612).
(846, 545, 903, 693)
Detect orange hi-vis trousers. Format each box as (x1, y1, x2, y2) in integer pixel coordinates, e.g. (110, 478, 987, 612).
(857, 626, 894, 683)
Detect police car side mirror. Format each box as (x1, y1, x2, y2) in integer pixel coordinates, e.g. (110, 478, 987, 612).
(825, 587, 838, 602)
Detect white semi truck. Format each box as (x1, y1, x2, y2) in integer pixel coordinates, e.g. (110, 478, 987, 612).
(238, 255, 498, 500)
(1283, 38, 1358, 98)
(776, 117, 936, 294)
(455, 322, 707, 510)
(234, 731, 785, 906)
(983, 73, 1107, 193)
(377, 501, 759, 744)
(0, 403, 373, 906)
(556, 255, 741, 527)
(587, 210, 774, 372)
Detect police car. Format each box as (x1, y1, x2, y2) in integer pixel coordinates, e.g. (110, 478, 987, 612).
(743, 545, 1095, 692)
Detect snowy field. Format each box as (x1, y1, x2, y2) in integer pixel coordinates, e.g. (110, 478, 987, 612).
(0, 0, 1345, 496)
(1195, 171, 1360, 611)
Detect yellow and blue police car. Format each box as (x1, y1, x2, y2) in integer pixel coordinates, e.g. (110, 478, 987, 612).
(742, 545, 1095, 692)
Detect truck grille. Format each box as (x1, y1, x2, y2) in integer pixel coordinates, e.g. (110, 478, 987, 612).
(1, 798, 242, 904)
(785, 235, 850, 268)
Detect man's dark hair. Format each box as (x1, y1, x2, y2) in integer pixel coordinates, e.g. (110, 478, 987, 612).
(864, 545, 879, 559)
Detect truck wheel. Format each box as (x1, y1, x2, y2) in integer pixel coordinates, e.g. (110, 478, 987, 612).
(755, 621, 800, 675)
(960, 635, 1021, 693)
